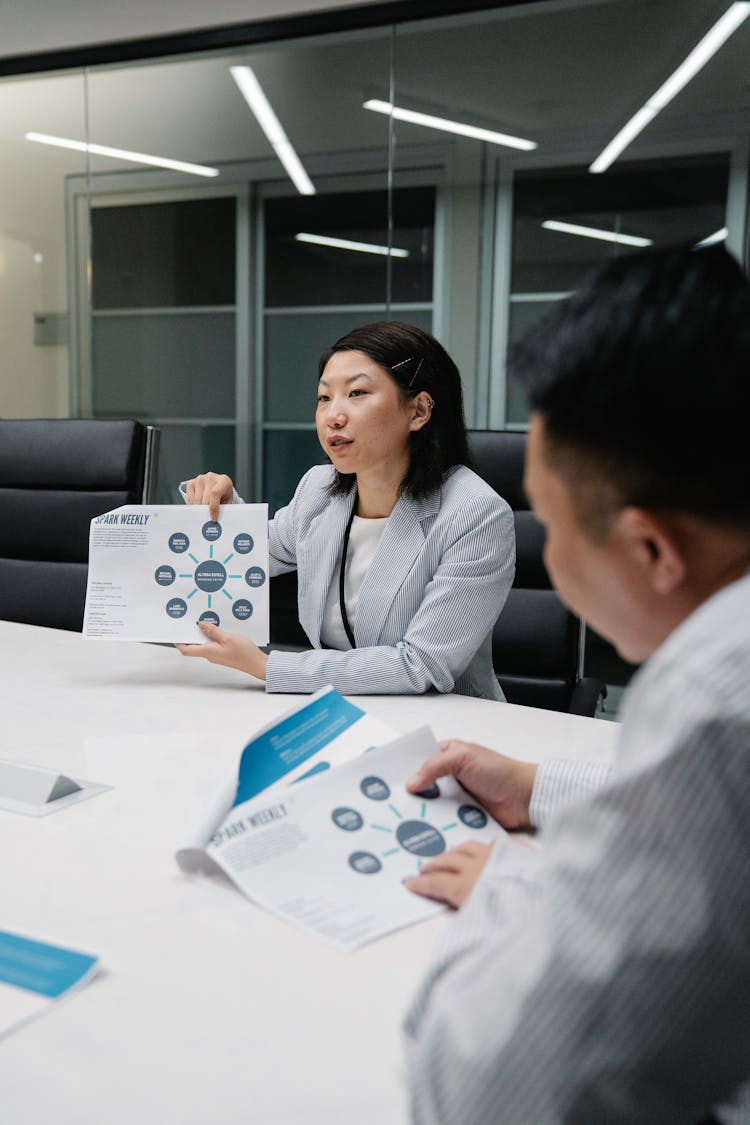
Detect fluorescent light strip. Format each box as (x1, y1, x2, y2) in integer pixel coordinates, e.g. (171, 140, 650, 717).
(230, 66, 314, 196)
(694, 226, 729, 247)
(295, 232, 409, 257)
(25, 132, 219, 177)
(542, 220, 653, 248)
(363, 99, 537, 152)
(590, 2, 750, 173)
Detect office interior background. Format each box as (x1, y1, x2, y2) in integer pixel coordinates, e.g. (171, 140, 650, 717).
(1, 0, 748, 694)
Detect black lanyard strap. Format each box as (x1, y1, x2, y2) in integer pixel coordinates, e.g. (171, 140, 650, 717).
(338, 493, 358, 648)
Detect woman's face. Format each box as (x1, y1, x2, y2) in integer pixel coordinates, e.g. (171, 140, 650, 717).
(316, 349, 420, 480)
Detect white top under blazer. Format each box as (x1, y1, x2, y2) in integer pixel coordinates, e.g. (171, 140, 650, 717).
(319, 514, 388, 650)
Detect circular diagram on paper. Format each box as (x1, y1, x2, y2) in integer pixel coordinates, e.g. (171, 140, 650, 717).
(156, 527, 261, 623)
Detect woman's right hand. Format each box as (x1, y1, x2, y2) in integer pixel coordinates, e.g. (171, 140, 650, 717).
(184, 472, 234, 520)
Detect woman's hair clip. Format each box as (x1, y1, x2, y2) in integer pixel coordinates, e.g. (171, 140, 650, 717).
(392, 355, 425, 387)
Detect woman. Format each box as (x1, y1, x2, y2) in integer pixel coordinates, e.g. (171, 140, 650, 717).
(178, 321, 514, 698)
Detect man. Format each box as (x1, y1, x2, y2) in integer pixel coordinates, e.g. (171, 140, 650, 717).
(403, 244, 750, 1124)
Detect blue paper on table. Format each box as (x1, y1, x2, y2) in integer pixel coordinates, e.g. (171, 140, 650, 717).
(0, 928, 100, 1041)
(0, 930, 97, 998)
(233, 688, 375, 807)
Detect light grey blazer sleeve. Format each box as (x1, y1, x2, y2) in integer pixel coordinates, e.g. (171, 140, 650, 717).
(264, 464, 514, 698)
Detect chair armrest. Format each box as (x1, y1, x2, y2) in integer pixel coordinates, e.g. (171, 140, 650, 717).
(569, 677, 607, 718)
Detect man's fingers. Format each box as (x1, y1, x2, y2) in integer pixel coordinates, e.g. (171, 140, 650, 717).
(406, 748, 466, 793)
(403, 873, 460, 908)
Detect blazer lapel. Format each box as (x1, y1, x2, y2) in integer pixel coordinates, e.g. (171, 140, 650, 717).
(296, 489, 356, 645)
(354, 487, 440, 647)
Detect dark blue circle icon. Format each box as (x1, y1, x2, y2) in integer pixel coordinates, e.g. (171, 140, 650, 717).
(198, 611, 220, 627)
(202, 521, 222, 541)
(154, 565, 175, 586)
(414, 783, 440, 799)
(194, 560, 227, 593)
(396, 820, 445, 858)
(458, 804, 488, 829)
(360, 775, 391, 801)
(234, 533, 254, 554)
(166, 598, 188, 619)
(331, 807, 363, 832)
(348, 851, 382, 875)
(168, 532, 189, 553)
(232, 599, 254, 621)
(244, 566, 266, 588)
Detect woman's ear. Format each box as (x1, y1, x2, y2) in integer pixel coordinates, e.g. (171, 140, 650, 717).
(409, 392, 435, 432)
(618, 507, 687, 595)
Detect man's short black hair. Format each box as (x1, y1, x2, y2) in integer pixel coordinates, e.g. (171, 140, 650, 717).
(511, 244, 750, 532)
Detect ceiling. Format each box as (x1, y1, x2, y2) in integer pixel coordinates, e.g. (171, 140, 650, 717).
(0, 0, 748, 194)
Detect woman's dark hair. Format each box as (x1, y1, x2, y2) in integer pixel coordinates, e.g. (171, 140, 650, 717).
(318, 321, 469, 499)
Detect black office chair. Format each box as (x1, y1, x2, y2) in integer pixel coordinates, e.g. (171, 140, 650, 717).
(0, 418, 159, 631)
(468, 430, 606, 716)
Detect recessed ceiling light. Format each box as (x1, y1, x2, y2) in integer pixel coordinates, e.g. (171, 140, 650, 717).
(590, 2, 750, 173)
(24, 132, 219, 177)
(230, 65, 315, 196)
(363, 99, 537, 152)
(295, 233, 409, 257)
(542, 220, 653, 247)
(694, 227, 729, 247)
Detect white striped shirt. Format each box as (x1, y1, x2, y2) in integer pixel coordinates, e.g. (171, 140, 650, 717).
(405, 570, 750, 1124)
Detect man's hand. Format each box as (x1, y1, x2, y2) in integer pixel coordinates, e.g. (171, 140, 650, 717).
(184, 473, 235, 521)
(406, 740, 537, 831)
(404, 841, 494, 908)
(175, 621, 268, 681)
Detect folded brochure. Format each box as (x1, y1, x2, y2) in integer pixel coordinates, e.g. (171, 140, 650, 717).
(177, 687, 504, 950)
(83, 503, 269, 644)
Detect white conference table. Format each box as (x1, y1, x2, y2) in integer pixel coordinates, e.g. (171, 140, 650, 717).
(0, 621, 619, 1125)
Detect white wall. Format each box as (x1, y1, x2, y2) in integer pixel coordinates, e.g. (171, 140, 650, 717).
(0, 0, 378, 60)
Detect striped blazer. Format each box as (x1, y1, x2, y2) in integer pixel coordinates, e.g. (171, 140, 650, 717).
(264, 464, 515, 698)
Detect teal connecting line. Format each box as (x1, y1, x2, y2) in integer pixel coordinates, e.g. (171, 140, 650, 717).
(209, 544, 214, 558)
(187, 588, 198, 599)
(189, 553, 200, 564)
(372, 824, 393, 833)
(382, 847, 400, 857)
(223, 553, 234, 564)
(389, 803, 403, 819)
(222, 588, 233, 600)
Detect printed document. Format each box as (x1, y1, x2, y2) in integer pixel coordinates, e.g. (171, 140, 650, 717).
(0, 929, 99, 1040)
(177, 686, 398, 874)
(83, 503, 268, 644)
(177, 689, 504, 950)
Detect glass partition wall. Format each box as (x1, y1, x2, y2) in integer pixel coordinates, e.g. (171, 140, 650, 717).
(1, 0, 749, 685)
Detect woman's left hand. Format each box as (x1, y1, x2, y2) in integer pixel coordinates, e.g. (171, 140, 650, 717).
(175, 621, 268, 680)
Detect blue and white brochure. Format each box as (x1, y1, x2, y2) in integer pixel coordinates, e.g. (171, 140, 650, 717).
(203, 728, 505, 951)
(0, 930, 99, 1040)
(176, 686, 399, 875)
(83, 503, 269, 644)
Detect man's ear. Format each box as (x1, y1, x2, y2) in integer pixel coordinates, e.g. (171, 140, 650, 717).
(617, 507, 687, 595)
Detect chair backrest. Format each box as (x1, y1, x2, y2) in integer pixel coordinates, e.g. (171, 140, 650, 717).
(0, 419, 157, 631)
(468, 430, 584, 711)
